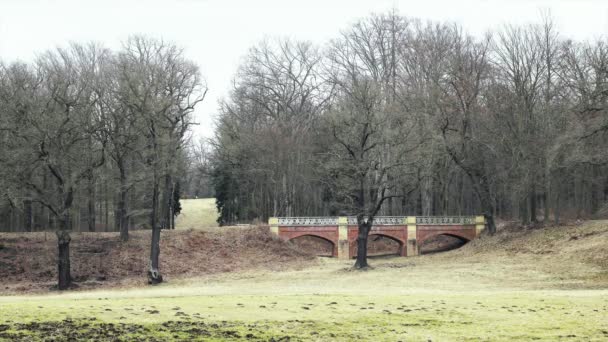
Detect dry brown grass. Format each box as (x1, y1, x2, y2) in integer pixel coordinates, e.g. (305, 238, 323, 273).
(2, 220, 607, 294)
(423, 219, 608, 288)
(0, 227, 316, 294)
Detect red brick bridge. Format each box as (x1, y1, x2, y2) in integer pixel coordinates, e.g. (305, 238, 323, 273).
(269, 216, 485, 258)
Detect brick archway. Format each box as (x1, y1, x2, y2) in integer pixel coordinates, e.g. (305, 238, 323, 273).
(286, 234, 336, 256)
(270, 216, 485, 259)
(417, 229, 476, 246)
(348, 230, 407, 258)
(278, 226, 339, 256)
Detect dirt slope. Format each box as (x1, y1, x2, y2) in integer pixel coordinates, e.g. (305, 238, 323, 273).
(430, 219, 608, 287)
(2, 220, 607, 293)
(0, 227, 315, 293)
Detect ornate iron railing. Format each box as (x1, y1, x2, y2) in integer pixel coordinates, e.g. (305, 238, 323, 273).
(276, 217, 339, 226)
(346, 216, 405, 225)
(415, 216, 476, 225)
(274, 216, 478, 226)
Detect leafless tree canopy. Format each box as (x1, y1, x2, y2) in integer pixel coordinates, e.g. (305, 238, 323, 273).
(212, 12, 608, 232)
(0, 37, 207, 286)
(1, 12, 607, 272)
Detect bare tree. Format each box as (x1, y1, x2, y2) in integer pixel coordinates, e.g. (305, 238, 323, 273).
(324, 17, 420, 267)
(435, 28, 498, 233)
(0, 44, 107, 289)
(117, 36, 206, 284)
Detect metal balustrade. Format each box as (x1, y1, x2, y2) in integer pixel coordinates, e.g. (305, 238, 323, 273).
(415, 216, 477, 225)
(273, 216, 478, 226)
(276, 217, 339, 226)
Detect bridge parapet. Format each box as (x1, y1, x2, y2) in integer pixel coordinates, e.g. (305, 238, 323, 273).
(416, 216, 477, 225)
(276, 217, 339, 226)
(273, 216, 480, 226)
(269, 216, 485, 258)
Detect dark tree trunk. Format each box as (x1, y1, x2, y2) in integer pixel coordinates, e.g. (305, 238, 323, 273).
(118, 165, 129, 241)
(530, 184, 537, 223)
(87, 176, 95, 232)
(56, 228, 71, 290)
(114, 205, 120, 233)
(479, 191, 497, 235)
(160, 174, 172, 230)
(468, 170, 496, 235)
(148, 173, 163, 284)
(104, 182, 109, 232)
(23, 199, 33, 232)
(171, 209, 175, 230)
(485, 213, 496, 236)
(354, 220, 371, 269)
(520, 196, 530, 225)
(555, 182, 561, 225)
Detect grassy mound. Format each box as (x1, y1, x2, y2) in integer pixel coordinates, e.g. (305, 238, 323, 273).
(0, 227, 315, 293)
(436, 219, 608, 287)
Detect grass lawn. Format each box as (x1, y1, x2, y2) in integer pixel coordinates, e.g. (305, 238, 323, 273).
(175, 198, 219, 229)
(1, 219, 608, 341)
(1, 254, 608, 341)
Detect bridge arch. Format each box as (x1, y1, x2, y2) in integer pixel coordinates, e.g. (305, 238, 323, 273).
(285, 232, 337, 257)
(349, 233, 406, 258)
(417, 232, 471, 255)
(417, 231, 472, 246)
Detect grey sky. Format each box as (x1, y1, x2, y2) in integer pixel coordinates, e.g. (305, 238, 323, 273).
(1, 0, 607, 139)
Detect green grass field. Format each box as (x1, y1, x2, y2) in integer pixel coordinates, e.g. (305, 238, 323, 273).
(1, 256, 607, 341)
(1, 201, 607, 341)
(175, 198, 219, 229)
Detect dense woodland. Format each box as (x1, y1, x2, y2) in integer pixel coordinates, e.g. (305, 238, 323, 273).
(212, 12, 608, 233)
(0, 37, 207, 236)
(0, 36, 207, 285)
(1, 11, 608, 275)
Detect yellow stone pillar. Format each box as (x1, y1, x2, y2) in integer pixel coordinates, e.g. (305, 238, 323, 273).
(337, 216, 349, 259)
(406, 216, 418, 256)
(475, 216, 485, 236)
(269, 217, 279, 236)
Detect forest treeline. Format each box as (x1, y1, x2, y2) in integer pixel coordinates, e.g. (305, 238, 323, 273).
(1, 10, 607, 278)
(212, 12, 608, 228)
(2, 12, 608, 234)
(0, 37, 210, 235)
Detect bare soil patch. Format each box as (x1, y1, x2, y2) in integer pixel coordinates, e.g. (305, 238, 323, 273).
(0, 227, 315, 294)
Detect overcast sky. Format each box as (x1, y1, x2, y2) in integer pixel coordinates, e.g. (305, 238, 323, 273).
(1, 0, 607, 139)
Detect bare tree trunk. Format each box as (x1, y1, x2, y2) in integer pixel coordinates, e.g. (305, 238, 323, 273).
(118, 164, 129, 241)
(23, 199, 33, 232)
(98, 182, 103, 231)
(520, 195, 530, 225)
(104, 182, 109, 232)
(148, 172, 163, 284)
(530, 183, 537, 223)
(354, 220, 371, 269)
(555, 174, 561, 225)
(56, 229, 71, 290)
(160, 173, 172, 230)
(544, 172, 551, 222)
(171, 209, 175, 230)
(479, 191, 497, 235)
(87, 176, 95, 232)
(56, 186, 73, 290)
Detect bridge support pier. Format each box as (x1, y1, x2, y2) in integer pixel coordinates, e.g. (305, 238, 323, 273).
(337, 217, 349, 259)
(406, 216, 418, 256)
(269, 217, 279, 235)
(475, 216, 485, 236)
